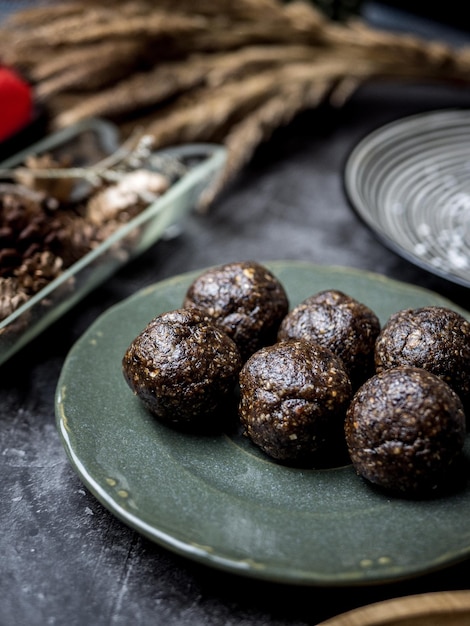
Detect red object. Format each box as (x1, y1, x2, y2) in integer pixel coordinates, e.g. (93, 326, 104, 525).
(0, 66, 33, 142)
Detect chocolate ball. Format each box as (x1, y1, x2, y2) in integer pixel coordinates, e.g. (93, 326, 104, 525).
(345, 366, 466, 495)
(278, 289, 380, 389)
(183, 261, 288, 361)
(375, 306, 470, 411)
(122, 307, 241, 428)
(239, 339, 352, 465)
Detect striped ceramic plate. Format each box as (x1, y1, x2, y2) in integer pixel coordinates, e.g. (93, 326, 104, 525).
(344, 108, 470, 288)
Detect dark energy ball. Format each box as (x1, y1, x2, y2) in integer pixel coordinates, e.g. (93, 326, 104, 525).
(239, 339, 352, 465)
(375, 306, 470, 411)
(278, 289, 380, 389)
(183, 260, 289, 361)
(345, 366, 466, 495)
(122, 307, 242, 428)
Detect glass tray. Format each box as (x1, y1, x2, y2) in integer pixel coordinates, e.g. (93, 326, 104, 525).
(0, 118, 226, 366)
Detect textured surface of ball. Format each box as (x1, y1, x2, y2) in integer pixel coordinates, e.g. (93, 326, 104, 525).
(375, 306, 470, 410)
(122, 307, 242, 427)
(345, 366, 466, 494)
(184, 260, 289, 361)
(239, 339, 352, 465)
(278, 289, 380, 389)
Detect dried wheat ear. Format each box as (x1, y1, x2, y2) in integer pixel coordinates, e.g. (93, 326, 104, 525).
(1, 0, 470, 207)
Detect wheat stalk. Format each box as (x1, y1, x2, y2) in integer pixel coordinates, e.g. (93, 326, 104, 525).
(11, 11, 207, 51)
(200, 78, 337, 209)
(30, 39, 144, 82)
(144, 71, 286, 147)
(51, 58, 211, 128)
(36, 42, 146, 100)
(2, 0, 470, 207)
(3, 2, 86, 28)
(51, 45, 323, 128)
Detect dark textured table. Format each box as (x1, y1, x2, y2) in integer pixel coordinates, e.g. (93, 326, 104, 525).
(2, 5, 470, 626)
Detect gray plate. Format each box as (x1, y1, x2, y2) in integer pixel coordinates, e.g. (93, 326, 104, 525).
(344, 109, 470, 288)
(56, 261, 470, 586)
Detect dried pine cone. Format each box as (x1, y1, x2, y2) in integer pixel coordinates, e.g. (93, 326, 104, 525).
(1, 150, 173, 324)
(48, 211, 97, 266)
(0, 185, 67, 278)
(0, 184, 80, 323)
(14, 250, 64, 294)
(0, 277, 29, 321)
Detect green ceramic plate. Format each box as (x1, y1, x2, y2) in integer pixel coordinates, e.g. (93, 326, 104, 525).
(55, 261, 470, 586)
